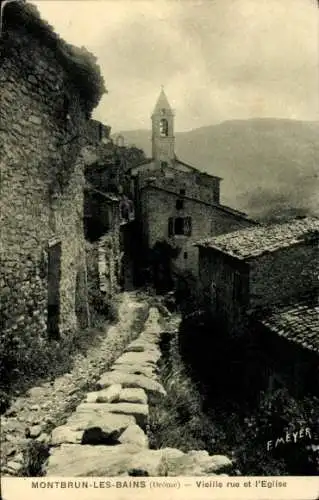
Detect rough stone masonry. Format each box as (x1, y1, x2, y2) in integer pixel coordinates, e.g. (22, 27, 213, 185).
(0, 4, 104, 343)
(45, 307, 233, 476)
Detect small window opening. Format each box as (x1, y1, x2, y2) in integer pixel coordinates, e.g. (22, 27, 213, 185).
(184, 252, 188, 259)
(179, 188, 186, 196)
(160, 119, 168, 137)
(176, 199, 184, 210)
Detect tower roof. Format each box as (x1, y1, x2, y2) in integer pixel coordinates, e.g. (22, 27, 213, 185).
(152, 87, 173, 115)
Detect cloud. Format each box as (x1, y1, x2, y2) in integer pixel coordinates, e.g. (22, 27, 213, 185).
(32, 0, 319, 131)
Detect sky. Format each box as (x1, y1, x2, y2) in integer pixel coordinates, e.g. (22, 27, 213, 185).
(31, 0, 319, 132)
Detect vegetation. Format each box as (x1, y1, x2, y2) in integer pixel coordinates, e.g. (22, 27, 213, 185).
(148, 330, 232, 458)
(0, 314, 113, 415)
(4, 2, 105, 110)
(0, 265, 121, 415)
(19, 441, 50, 477)
(149, 322, 318, 475)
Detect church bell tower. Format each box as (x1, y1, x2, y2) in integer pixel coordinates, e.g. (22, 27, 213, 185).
(151, 87, 175, 167)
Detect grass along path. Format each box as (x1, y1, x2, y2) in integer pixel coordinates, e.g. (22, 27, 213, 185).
(1, 291, 150, 476)
(147, 309, 239, 475)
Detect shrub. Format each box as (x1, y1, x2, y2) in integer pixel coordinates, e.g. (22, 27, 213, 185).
(148, 330, 225, 454)
(19, 441, 50, 477)
(0, 315, 110, 414)
(234, 390, 319, 475)
(150, 317, 319, 476)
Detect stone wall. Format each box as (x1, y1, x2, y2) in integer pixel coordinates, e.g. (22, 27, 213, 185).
(98, 231, 122, 298)
(198, 247, 250, 332)
(140, 187, 254, 277)
(85, 222, 122, 315)
(249, 242, 318, 309)
(135, 163, 220, 205)
(198, 239, 317, 334)
(0, 23, 91, 342)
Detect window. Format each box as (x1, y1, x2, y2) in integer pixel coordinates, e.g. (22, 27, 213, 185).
(179, 188, 186, 196)
(160, 118, 168, 136)
(174, 217, 184, 235)
(184, 252, 188, 259)
(168, 216, 192, 237)
(176, 199, 184, 210)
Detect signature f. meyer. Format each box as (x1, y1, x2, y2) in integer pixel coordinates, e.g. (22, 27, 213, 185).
(267, 427, 312, 451)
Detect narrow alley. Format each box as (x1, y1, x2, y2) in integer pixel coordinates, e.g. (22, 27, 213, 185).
(1, 0, 318, 487)
(1, 292, 234, 478)
(1, 292, 149, 476)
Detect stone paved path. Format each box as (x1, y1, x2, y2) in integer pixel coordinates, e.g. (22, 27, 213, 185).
(1, 292, 148, 476)
(44, 306, 233, 477)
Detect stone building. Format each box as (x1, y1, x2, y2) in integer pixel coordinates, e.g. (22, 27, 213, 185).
(0, 2, 105, 340)
(82, 128, 136, 295)
(129, 89, 256, 282)
(84, 185, 123, 299)
(196, 217, 319, 394)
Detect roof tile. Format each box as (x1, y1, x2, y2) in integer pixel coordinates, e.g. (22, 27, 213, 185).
(196, 217, 319, 259)
(257, 296, 319, 353)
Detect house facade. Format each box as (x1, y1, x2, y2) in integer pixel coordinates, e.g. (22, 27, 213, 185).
(196, 217, 319, 394)
(83, 116, 140, 295)
(129, 89, 256, 281)
(0, 2, 104, 340)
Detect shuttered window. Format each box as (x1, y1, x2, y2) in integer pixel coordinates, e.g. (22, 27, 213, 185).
(184, 216, 192, 236)
(168, 217, 192, 236)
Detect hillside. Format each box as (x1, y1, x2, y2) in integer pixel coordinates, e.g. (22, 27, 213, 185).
(115, 119, 319, 221)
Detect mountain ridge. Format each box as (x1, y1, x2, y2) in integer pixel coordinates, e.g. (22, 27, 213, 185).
(113, 118, 319, 221)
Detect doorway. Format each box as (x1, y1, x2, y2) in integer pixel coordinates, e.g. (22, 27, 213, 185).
(47, 241, 62, 340)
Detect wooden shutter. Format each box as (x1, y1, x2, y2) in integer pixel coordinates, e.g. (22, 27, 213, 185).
(184, 216, 192, 236)
(168, 217, 174, 237)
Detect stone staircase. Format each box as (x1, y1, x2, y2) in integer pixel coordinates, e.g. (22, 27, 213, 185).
(45, 307, 233, 476)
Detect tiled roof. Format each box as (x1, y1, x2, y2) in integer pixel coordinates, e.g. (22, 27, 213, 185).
(196, 217, 319, 259)
(256, 295, 319, 354)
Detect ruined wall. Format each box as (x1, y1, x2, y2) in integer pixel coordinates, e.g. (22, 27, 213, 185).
(0, 24, 90, 341)
(85, 204, 122, 315)
(140, 187, 253, 277)
(98, 232, 122, 299)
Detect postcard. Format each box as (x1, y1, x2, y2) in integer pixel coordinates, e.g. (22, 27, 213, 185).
(0, 1, 318, 499)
